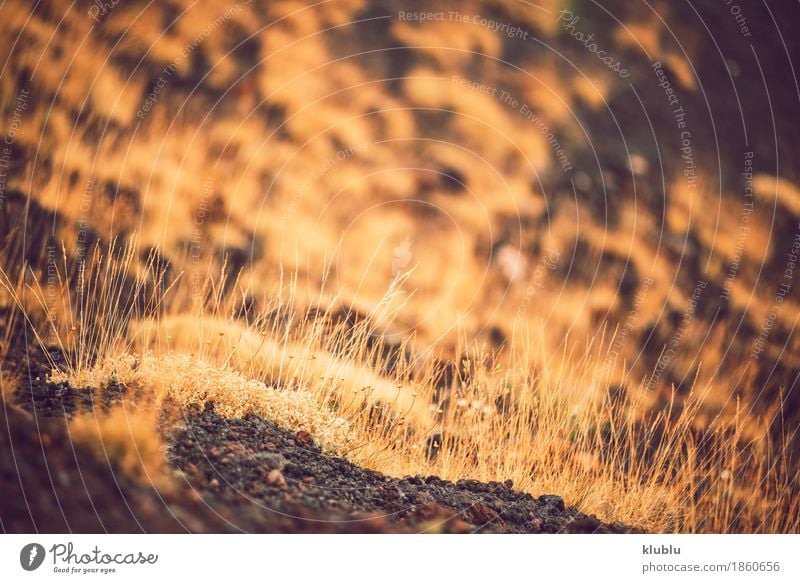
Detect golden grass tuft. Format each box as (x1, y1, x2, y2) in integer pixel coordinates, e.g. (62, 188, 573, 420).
(54, 353, 351, 454)
(128, 314, 434, 433)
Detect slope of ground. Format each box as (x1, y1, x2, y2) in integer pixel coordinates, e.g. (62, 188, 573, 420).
(1, 356, 637, 533)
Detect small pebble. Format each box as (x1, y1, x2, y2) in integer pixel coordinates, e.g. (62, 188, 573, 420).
(267, 469, 287, 488)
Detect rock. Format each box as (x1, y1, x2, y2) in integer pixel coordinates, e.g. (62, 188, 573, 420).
(295, 431, 313, 447)
(565, 516, 603, 533)
(267, 469, 287, 488)
(416, 491, 435, 505)
(468, 502, 499, 525)
(253, 452, 287, 469)
(538, 495, 565, 512)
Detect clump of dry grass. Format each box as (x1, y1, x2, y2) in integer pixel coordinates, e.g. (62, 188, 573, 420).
(128, 314, 434, 432)
(54, 352, 351, 453)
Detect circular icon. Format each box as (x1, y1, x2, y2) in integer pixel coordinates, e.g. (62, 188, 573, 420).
(19, 543, 46, 571)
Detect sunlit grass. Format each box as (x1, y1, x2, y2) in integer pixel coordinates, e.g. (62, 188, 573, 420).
(2, 241, 796, 533)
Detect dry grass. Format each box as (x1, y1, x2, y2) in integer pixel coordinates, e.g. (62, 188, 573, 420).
(55, 352, 351, 453)
(128, 314, 434, 431)
(2, 242, 797, 533)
